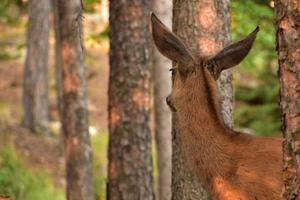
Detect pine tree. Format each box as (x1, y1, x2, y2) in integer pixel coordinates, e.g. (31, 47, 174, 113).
(57, 0, 94, 199)
(23, 0, 50, 134)
(275, 0, 300, 199)
(107, 0, 154, 199)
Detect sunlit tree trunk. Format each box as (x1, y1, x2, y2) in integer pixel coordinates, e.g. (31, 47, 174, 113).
(172, 0, 232, 199)
(23, 0, 50, 134)
(275, 1, 300, 199)
(57, 0, 94, 200)
(152, 1, 172, 200)
(107, 0, 154, 200)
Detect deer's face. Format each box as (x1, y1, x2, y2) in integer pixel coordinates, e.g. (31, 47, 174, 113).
(165, 60, 211, 112)
(151, 13, 258, 112)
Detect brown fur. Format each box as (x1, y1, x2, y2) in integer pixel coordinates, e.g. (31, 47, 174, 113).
(151, 13, 283, 199)
(170, 63, 282, 200)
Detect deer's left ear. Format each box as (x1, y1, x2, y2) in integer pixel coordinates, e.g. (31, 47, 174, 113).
(208, 26, 259, 79)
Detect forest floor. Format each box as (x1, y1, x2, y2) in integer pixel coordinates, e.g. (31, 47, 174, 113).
(0, 13, 109, 198)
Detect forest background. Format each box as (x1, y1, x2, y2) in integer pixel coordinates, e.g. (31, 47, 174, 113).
(0, 0, 279, 199)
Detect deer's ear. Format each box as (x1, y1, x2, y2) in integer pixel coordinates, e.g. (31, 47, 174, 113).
(151, 13, 193, 66)
(209, 26, 259, 77)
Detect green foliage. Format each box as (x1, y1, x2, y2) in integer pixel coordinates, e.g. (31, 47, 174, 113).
(0, 0, 24, 25)
(0, 147, 65, 200)
(234, 104, 281, 136)
(0, 131, 109, 200)
(0, 101, 11, 127)
(83, 0, 101, 12)
(91, 131, 108, 200)
(86, 26, 109, 45)
(231, 0, 281, 136)
(0, 51, 20, 60)
(231, 0, 276, 75)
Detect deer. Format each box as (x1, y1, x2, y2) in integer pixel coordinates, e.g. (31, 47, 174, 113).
(151, 13, 283, 200)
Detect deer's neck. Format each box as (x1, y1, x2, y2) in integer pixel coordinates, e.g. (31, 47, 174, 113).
(176, 68, 235, 187)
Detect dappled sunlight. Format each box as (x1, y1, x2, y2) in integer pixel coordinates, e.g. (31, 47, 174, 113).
(279, 17, 293, 33)
(64, 136, 79, 162)
(109, 105, 121, 132)
(61, 42, 79, 93)
(198, 3, 218, 31)
(291, 0, 300, 11)
(212, 166, 281, 200)
(198, 37, 219, 57)
(213, 176, 248, 200)
(132, 88, 150, 111)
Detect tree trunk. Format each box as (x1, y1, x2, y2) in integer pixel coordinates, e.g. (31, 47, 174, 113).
(57, 1, 94, 200)
(172, 0, 232, 199)
(23, 0, 50, 134)
(275, 1, 300, 199)
(53, 0, 63, 123)
(53, 0, 64, 156)
(107, 1, 154, 200)
(152, 1, 172, 200)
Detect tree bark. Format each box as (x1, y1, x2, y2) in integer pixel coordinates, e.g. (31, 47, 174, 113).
(23, 0, 50, 134)
(57, 1, 94, 200)
(275, 1, 300, 199)
(53, 0, 63, 123)
(172, 0, 232, 199)
(107, 1, 154, 200)
(152, 1, 172, 200)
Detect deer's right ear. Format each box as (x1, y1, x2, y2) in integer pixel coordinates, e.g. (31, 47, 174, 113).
(151, 13, 193, 67)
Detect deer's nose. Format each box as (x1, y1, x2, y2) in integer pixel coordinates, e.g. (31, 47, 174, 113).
(166, 95, 172, 105)
(166, 95, 177, 112)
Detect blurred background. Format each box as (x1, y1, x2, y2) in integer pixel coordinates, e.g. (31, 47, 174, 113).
(0, 0, 279, 199)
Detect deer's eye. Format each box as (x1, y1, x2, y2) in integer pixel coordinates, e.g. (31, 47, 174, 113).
(169, 68, 177, 76)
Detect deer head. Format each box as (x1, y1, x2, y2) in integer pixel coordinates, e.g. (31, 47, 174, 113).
(151, 13, 259, 114)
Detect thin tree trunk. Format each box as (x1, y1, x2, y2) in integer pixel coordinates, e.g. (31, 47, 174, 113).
(152, 1, 172, 200)
(53, 0, 63, 123)
(172, 0, 232, 199)
(107, 0, 154, 200)
(53, 0, 64, 156)
(23, 0, 50, 134)
(275, 1, 300, 199)
(57, 1, 94, 200)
